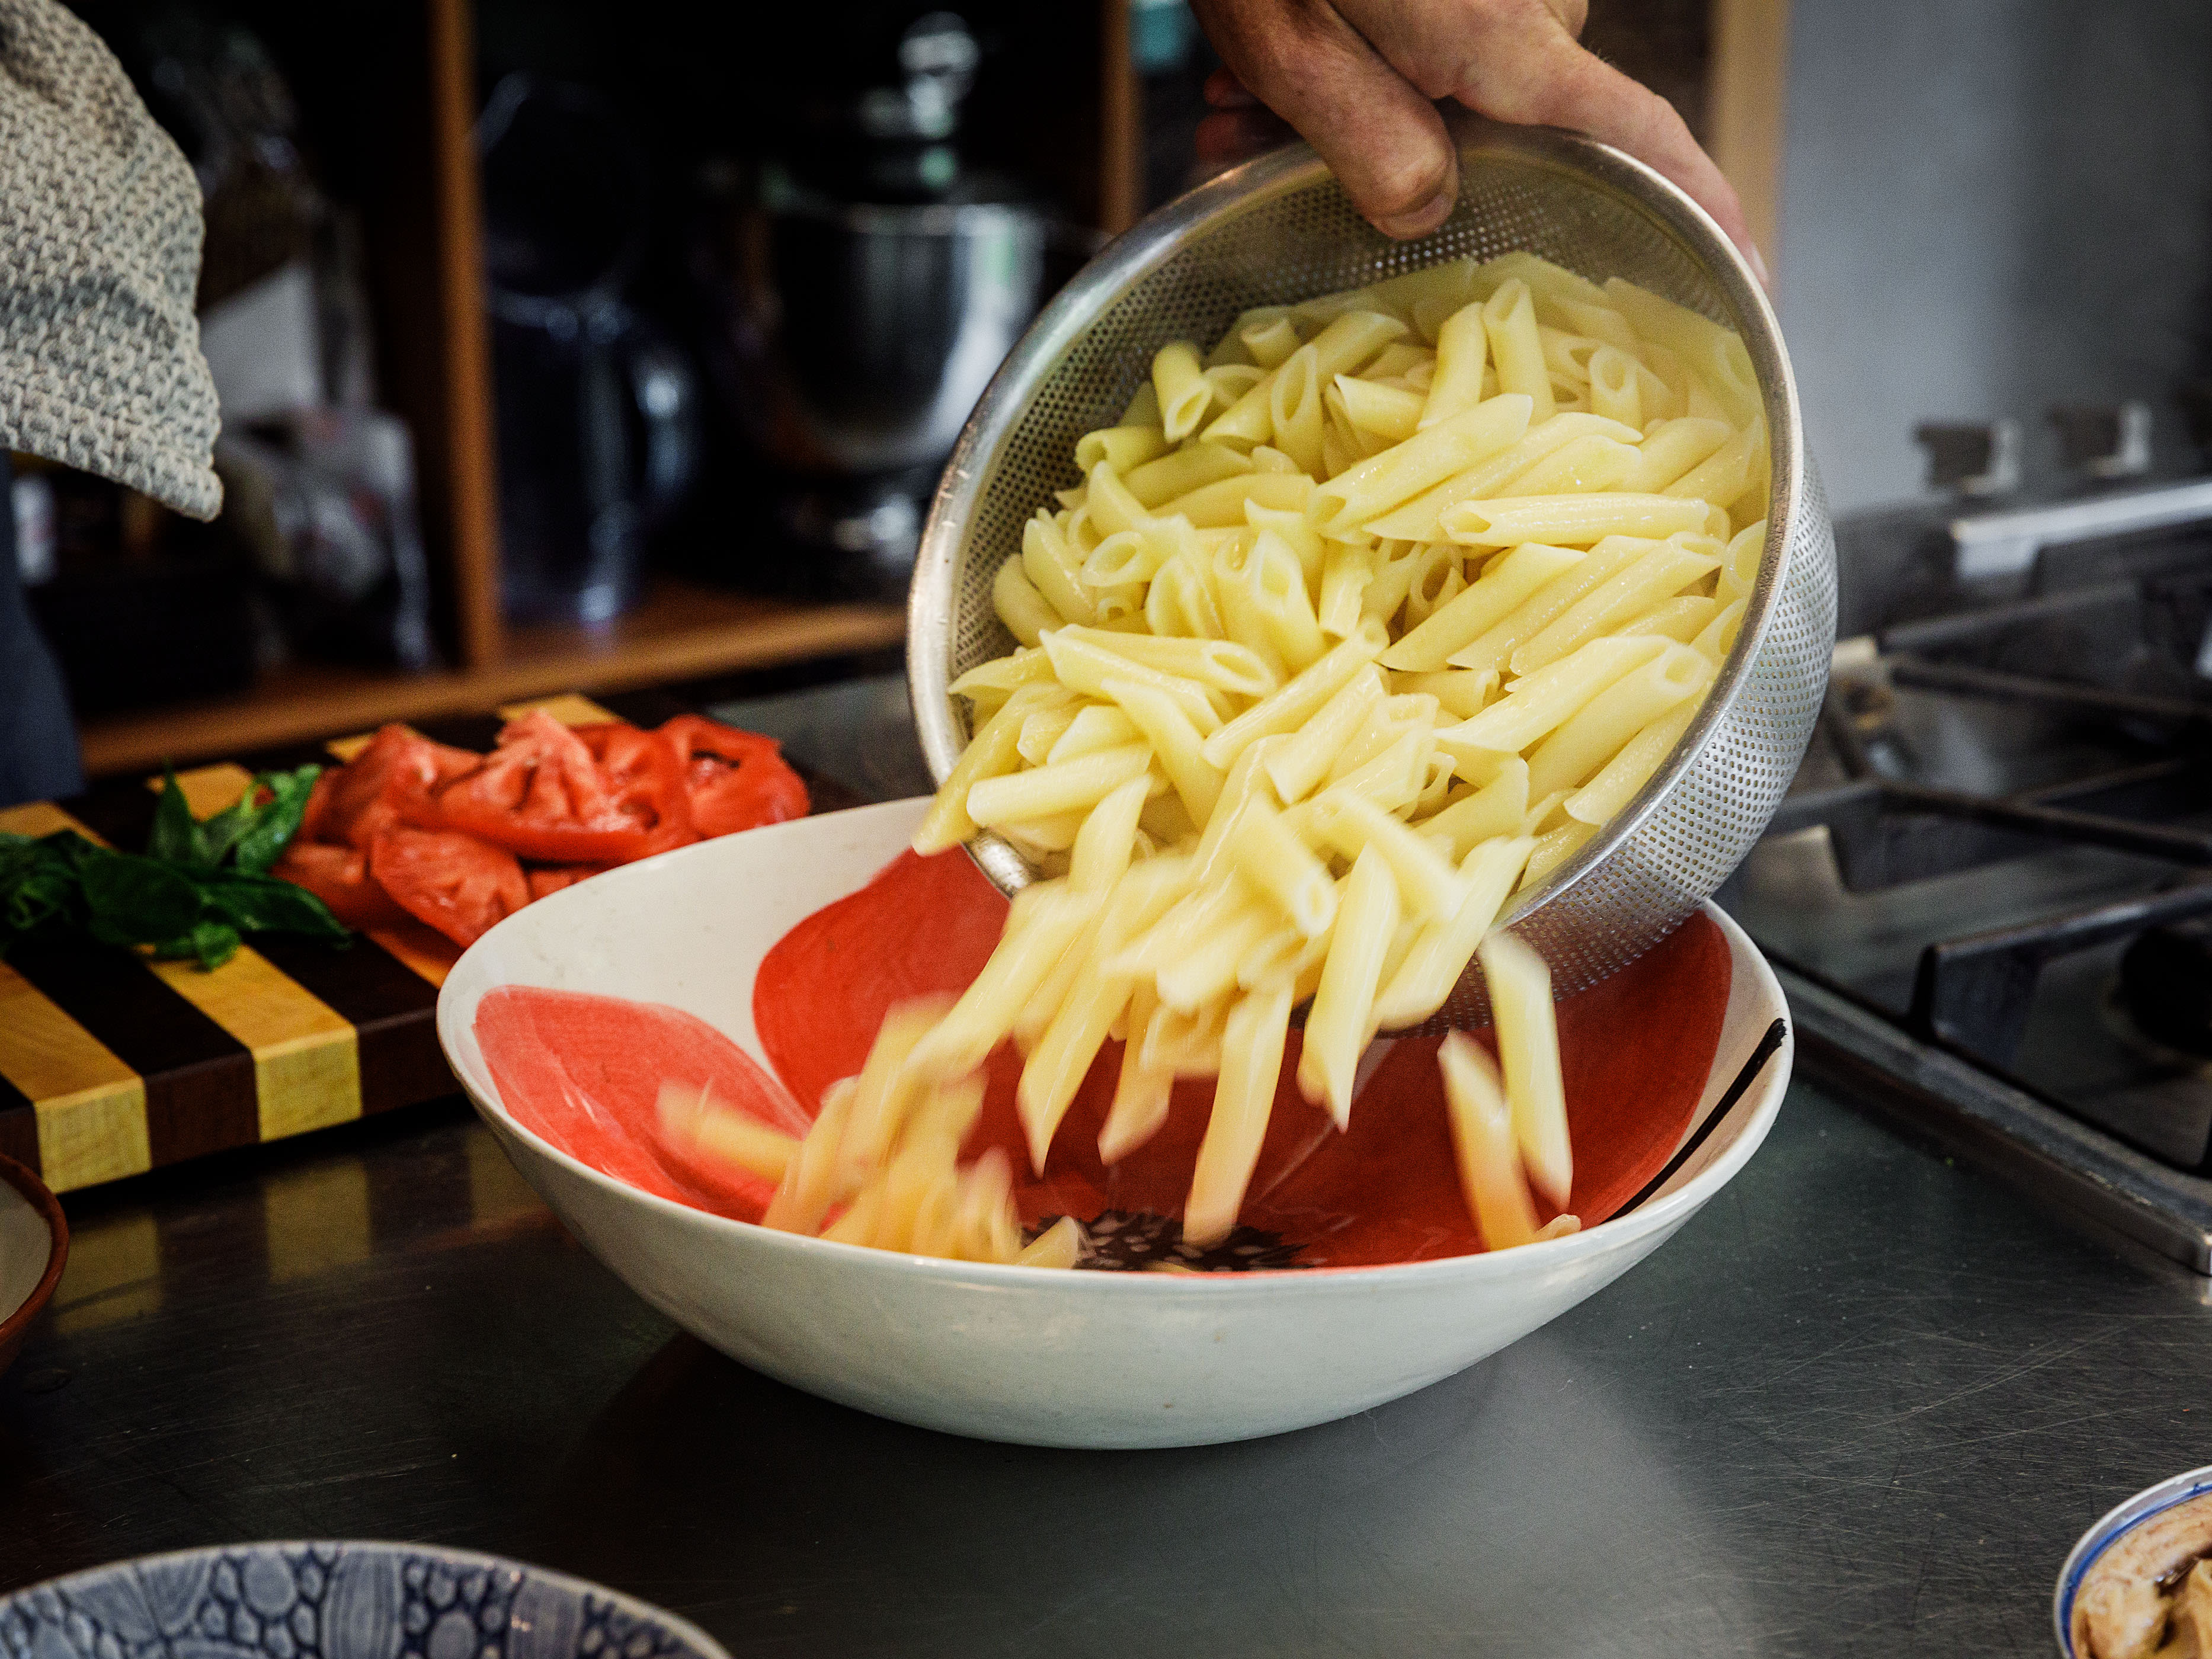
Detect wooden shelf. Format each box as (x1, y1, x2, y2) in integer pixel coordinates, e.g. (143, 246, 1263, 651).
(77, 579, 904, 777)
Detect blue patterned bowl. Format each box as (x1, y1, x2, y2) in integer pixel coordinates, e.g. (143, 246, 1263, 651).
(0, 1544, 728, 1659)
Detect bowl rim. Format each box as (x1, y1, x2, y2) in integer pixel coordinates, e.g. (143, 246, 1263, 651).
(2052, 1463, 2212, 1657)
(437, 802, 1794, 1296)
(0, 1149, 67, 1356)
(0, 1539, 731, 1659)
(906, 114, 1807, 935)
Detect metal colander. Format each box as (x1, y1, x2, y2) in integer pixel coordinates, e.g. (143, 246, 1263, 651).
(908, 117, 1836, 1021)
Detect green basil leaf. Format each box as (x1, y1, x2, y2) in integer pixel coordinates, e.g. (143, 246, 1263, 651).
(78, 849, 207, 945)
(153, 918, 241, 971)
(231, 764, 321, 876)
(203, 872, 350, 943)
(148, 768, 209, 868)
(192, 793, 260, 871)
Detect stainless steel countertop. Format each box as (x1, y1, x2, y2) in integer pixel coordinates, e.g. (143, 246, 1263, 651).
(4, 681, 2209, 1655)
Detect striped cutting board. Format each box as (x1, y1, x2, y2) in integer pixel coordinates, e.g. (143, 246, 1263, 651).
(0, 689, 841, 1196)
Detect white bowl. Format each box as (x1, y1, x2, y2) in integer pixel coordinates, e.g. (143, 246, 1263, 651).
(437, 799, 1793, 1449)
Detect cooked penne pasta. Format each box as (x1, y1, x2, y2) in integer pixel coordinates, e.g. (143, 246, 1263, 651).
(870, 255, 1768, 1258)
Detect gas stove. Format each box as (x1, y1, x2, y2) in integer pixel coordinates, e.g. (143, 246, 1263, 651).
(1723, 430, 2212, 1271)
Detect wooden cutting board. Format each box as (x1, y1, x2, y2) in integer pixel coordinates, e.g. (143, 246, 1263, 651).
(0, 688, 851, 1196)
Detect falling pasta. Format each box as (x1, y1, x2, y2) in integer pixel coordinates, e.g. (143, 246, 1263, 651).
(694, 251, 1769, 1262)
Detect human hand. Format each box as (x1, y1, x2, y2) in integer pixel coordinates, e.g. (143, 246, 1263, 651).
(1187, 0, 1765, 283)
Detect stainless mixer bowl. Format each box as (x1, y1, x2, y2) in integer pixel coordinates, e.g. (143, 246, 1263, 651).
(708, 184, 1050, 479)
(909, 117, 1837, 1016)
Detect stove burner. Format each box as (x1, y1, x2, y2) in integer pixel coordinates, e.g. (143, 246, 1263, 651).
(2121, 918, 2212, 1059)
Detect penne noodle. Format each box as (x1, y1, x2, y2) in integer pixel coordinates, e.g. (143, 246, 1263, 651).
(1124, 440, 1254, 509)
(1523, 644, 1714, 800)
(965, 742, 1160, 827)
(1438, 1033, 1540, 1250)
(1565, 694, 1701, 826)
(1100, 983, 1176, 1164)
(1334, 373, 1426, 442)
(1508, 540, 1720, 675)
(1391, 667, 1497, 719)
(1401, 542, 1465, 628)
(1045, 704, 1140, 764)
(1661, 417, 1765, 505)
(1241, 314, 1302, 369)
(1372, 834, 1535, 1029)
(1361, 412, 1642, 541)
(1365, 341, 1435, 380)
(1205, 310, 1407, 449)
(1183, 979, 1294, 1247)
(993, 558, 1060, 648)
(1441, 635, 1669, 755)
(1068, 773, 1154, 892)
(1308, 790, 1465, 918)
(1265, 665, 1384, 803)
(1483, 251, 1609, 312)
(1159, 340, 1212, 442)
(1102, 677, 1225, 827)
(1621, 593, 1718, 643)
(1199, 619, 1388, 770)
(1620, 417, 1731, 493)
(1694, 595, 1747, 664)
(1023, 514, 1099, 625)
(1297, 845, 1400, 1127)
(1602, 277, 1762, 429)
(913, 686, 1057, 854)
(1119, 380, 1161, 428)
(1226, 792, 1338, 937)
(1053, 624, 1277, 699)
(1443, 535, 1650, 675)
(1477, 930, 1571, 1206)
(1520, 818, 1597, 889)
(1359, 539, 1429, 625)
(1481, 279, 1553, 425)
(1414, 757, 1529, 861)
(1159, 469, 1313, 528)
(1310, 393, 1534, 535)
(1145, 549, 1227, 640)
(1585, 345, 1641, 428)
(1318, 540, 1375, 638)
(1717, 517, 1768, 604)
(1016, 1216, 1086, 1269)
(1043, 629, 1224, 732)
(1491, 433, 1640, 498)
(1075, 424, 1171, 474)
(1439, 492, 1712, 548)
(1419, 300, 1490, 428)
(1383, 540, 1585, 670)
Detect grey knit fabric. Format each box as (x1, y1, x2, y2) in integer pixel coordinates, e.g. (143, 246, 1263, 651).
(0, 0, 221, 520)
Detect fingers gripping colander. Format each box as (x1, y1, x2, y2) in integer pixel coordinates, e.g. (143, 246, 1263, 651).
(908, 117, 1836, 1023)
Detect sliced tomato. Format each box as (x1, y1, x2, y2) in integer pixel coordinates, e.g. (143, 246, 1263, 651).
(421, 711, 688, 863)
(572, 721, 695, 854)
(268, 840, 411, 930)
(369, 827, 530, 947)
(658, 713, 809, 838)
(526, 863, 613, 901)
(318, 724, 479, 849)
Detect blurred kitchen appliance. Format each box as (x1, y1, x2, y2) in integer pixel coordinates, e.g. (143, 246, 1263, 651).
(695, 11, 1052, 598)
(1723, 402, 2212, 1270)
(479, 75, 699, 624)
